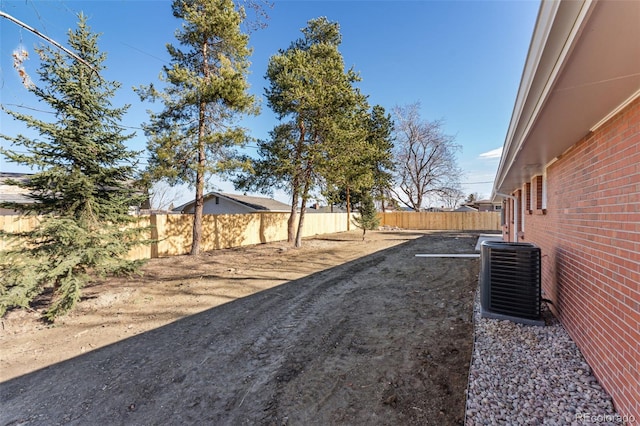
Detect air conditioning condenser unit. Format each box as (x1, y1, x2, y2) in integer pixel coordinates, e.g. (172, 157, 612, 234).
(480, 241, 544, 326)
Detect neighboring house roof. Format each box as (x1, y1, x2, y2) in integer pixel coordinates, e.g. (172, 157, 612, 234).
(493, 0, 640, 197)
(454, 205, 478, 212)
(465, 199, 501, 211)
(220, 193, 290, 212)
(475, 199, 500, 206)
(173, 192, 291, 213)
(0, 173, 32, 205)
(0, 172, 146, 211)
(307, 204, 348, 213)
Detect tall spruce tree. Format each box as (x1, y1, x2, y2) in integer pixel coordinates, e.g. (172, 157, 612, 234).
(0, 15, 147, 321)
(136, 0, 258, 255)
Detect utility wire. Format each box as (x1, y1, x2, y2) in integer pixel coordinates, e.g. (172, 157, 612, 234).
(461, 181, 494, 185)
(0, 9, 100, 79)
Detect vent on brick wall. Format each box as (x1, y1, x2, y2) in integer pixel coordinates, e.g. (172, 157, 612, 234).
(480, 241, 544, 326)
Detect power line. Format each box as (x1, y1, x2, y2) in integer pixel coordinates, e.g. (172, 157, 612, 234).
(27, 0, 48, 36)
(0, 10, 100, 79)
(3, 103, 148, 131)
(460, 181, 493, 185)
(119, 41, 169, 65)
(4, 103, 54, 115)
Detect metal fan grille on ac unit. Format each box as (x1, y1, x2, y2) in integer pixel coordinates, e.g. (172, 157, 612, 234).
(480, 241, 542, 324)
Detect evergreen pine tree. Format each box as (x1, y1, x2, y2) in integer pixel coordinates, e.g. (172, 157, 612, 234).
(264, 17, 361, 247)
(353, 193, 380, 240)
(136, 0, 258, 255)
(0, 14, 147, 321)
(367, 105, 395, 211)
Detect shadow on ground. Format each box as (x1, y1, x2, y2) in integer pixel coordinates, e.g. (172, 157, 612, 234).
(1, 232, 480, 426)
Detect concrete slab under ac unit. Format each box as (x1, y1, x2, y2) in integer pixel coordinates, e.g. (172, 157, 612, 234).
(480, 305, 546, 327)
(414, 254, 480, 258)
(475, 234, 504, 252)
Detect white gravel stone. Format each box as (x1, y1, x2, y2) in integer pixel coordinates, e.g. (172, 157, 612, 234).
(465, 288, 623, 425)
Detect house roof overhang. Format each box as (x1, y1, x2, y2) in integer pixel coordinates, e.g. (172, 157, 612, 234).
(493, 0, 640, 198)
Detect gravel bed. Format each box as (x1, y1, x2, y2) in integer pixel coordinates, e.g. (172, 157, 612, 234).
(465, 288, 623, 426)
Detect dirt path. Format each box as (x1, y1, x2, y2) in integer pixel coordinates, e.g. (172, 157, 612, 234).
(1, 230, 480, 425)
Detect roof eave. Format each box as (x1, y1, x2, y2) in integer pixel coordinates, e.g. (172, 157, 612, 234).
(492, 0, 640, 199)
(493, 0, 597, 199)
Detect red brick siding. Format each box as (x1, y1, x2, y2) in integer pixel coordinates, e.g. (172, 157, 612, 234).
(514, 97, 640, 419)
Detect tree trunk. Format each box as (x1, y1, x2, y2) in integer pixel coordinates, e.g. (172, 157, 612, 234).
(191, 125, 206, 255)
(381, 190, 387, 213)
(287, 119, 307, 243)
(295, 165, 313, 248)
(346, 185, 351, 231)
(191, 37, 211, 256)
(288, 191, 298, 244)
(191, 39, 208, 255)
(295, 199, 306, 248)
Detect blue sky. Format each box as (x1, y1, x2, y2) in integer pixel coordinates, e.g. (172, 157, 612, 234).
(1, 0, 540, 206)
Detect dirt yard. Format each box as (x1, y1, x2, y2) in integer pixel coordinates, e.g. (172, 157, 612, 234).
(1, 230, 480, 425)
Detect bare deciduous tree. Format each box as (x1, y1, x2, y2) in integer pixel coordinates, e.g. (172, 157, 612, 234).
(391, 103, 462, 211)
(438, 186, 466, 209)
(148, 181, 182, 211)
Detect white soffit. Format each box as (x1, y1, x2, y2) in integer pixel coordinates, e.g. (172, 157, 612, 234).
(494, 0, 640, 196)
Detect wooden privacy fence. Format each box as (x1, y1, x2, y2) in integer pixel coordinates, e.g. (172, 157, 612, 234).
(0, 213, 353, 260)
(1, 211, 500, 260)
(127, 212, 353, 259)
(379, 211, 501, 231)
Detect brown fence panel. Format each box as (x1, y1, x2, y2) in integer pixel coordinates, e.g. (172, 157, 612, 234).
(207, 213, 259, 250)
(301, 213, 353, 237)
(147, 212, 351, 257)
(379, 211, 500, 231)
(126, 215, 152, 260)
(1, 215, 156, 260)
(154, 214, 192, 257)
(258, 212, 289, 244)
(0, 215, 40, 252)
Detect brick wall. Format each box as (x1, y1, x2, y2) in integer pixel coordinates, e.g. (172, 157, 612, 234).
(512, 97, 640, 419)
